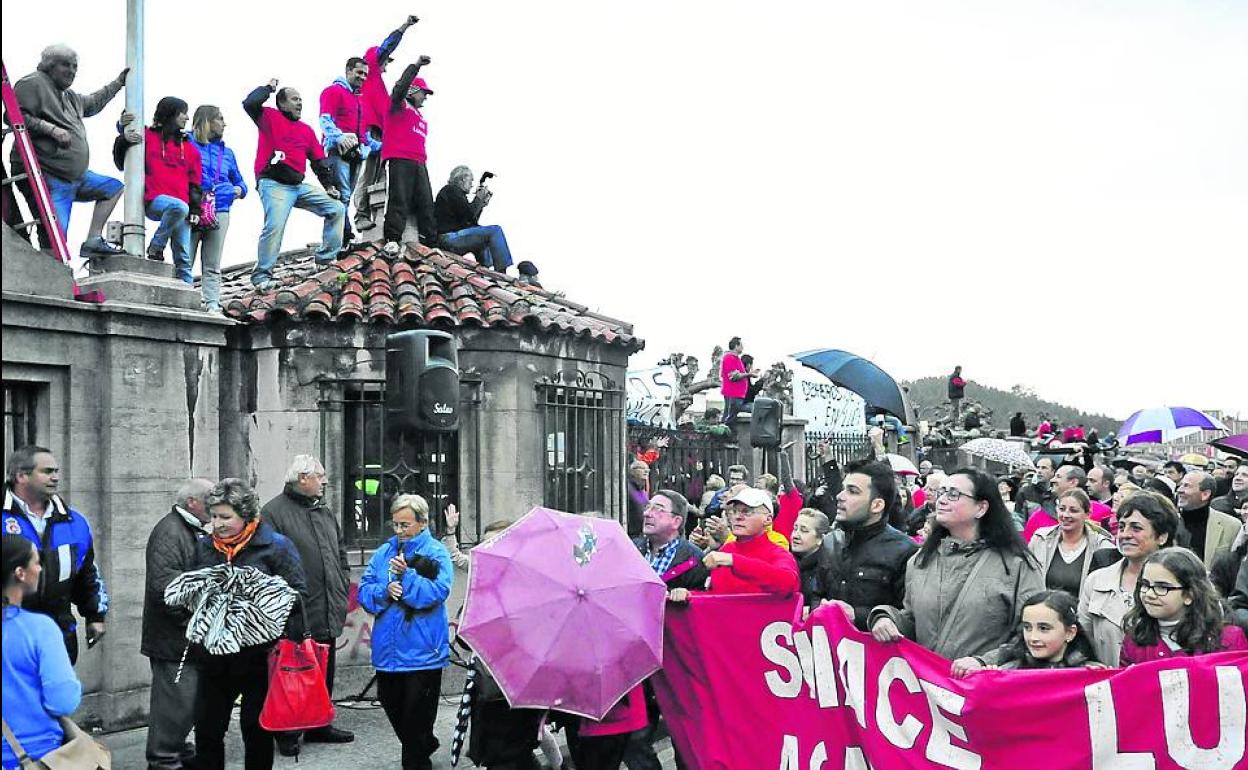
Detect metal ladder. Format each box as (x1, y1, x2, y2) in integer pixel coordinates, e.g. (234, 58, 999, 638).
(1, 60, 104, 303)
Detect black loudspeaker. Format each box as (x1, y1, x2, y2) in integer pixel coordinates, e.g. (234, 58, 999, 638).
(750, 397, 782, 448)
(386, 330, 459, 432)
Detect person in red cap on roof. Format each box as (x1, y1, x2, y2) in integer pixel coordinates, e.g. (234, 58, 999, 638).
(381, 58, 436, 256)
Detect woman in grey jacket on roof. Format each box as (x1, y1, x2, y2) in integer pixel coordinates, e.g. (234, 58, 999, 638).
(869, 468, 1044, 676)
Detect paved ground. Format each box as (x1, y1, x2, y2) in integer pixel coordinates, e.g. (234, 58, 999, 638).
(101, 665, 677, 769)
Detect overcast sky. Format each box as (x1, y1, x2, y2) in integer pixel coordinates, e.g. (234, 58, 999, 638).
(4, 1, 1245, 420)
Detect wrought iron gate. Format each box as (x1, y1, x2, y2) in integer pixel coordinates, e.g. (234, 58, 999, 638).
(537, 371, 626, 521)
(322, 379, 481, 560)
(627, 426, 739, 508)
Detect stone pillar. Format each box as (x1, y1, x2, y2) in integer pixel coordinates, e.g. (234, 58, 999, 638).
(78, 254, 203, 310)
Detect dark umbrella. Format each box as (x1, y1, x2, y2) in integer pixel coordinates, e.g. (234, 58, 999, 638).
(1211, 434, 1248, 459)
(793, 349, 909, 421)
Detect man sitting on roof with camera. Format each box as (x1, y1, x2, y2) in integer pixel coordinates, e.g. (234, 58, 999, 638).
(433, 165, 515, 274)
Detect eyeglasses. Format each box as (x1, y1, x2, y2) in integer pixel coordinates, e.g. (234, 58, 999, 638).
(935, 487, 978, 502)
(391, 521, 417, 531)
(1138, 579, 1184, 597)
(644, 501, 673, 514)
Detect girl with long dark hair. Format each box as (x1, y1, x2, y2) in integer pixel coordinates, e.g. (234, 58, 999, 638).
(1120, 547, 1248, 665)
(869, 468, 1044, 675)
(991, 590, 1099, 669)
(2, 535, 82, 769)
(113, 96, 203, 280)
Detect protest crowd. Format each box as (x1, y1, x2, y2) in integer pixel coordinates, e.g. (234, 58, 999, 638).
(2, 14, 1246, 770)
(4, 335, 1247, 769)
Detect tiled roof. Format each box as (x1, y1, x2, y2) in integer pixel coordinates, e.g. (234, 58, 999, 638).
(218, 242, 642, 349)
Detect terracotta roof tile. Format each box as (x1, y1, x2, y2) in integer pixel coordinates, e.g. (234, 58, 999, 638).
(216, 242, 640, 348)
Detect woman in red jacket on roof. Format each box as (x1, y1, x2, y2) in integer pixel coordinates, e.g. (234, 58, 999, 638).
(114, 96, 202, 283)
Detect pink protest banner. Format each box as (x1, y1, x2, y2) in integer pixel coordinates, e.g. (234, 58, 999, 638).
(652, 593, 1248, 770)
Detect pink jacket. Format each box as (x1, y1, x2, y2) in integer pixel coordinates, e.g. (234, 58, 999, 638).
(720, 353, 747, 399)
(579, 685, 647, 737)
(1119, 624, 1248, 666)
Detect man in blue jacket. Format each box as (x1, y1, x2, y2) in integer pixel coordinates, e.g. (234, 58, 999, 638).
(2, 446, 108, 664)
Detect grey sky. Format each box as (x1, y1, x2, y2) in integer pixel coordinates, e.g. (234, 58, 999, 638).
(4, 1, 1245, 418)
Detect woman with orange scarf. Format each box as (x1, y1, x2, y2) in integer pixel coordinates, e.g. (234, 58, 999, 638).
(189, 478, 307, 770)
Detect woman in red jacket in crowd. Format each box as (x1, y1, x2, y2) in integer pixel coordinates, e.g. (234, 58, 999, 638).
(1120, 547, 1248, 665)
(114, 96, 202, 282)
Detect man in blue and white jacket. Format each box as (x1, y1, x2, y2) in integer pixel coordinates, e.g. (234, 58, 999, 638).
(2, 446, 108, 664)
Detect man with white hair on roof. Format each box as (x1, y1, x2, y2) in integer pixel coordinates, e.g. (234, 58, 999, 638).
(10, 44, 129, 255)
(433, 165, 514, 273)
(260, 455, 354, 753)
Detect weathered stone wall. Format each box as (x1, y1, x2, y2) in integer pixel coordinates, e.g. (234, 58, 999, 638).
(3, 254, 230, 729)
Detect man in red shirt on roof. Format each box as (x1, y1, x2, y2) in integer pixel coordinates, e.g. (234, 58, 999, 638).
(243, 79, 344, 292)
(354, 15, 419, 234)
(720, 337, 755, 425)
(381, 58, 436, 256)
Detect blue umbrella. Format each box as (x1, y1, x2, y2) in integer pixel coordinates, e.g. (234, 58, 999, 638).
(792, 349, 909, 421)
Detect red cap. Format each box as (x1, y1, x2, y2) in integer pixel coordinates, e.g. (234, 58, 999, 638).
(408, 77, 434, 95)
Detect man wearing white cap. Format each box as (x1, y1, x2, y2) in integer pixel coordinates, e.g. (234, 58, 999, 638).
(701, 486, 799, 596)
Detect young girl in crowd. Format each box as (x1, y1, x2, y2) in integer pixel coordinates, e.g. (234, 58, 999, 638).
(991, 590, 1099, 670)
(1120, 547, 1248, 665)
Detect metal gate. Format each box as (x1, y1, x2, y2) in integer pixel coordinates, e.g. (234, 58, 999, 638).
(627, 426, 739, 507)
(322, 379, 482, 560)
(537, 371, 626, 521)
(804, 430, 871, 481)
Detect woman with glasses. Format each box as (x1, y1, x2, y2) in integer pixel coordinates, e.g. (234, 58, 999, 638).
(868, 468, 1044, 676)
(357, 494, 453, 770)
(1078, 493, 1179, 667)
(1027, 489, 1116, 596)
(1119, 547, 1248, 665)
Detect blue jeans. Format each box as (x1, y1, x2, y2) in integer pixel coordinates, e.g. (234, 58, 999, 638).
(146, 195, 192, 283)
(45, 169, 123, 236)
(254, 178, 344, 285)
(326, 153, 360, 239)
(438, 225, 513, 271)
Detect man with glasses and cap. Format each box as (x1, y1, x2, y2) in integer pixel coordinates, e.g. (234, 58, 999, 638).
(697, 487, 798, 596)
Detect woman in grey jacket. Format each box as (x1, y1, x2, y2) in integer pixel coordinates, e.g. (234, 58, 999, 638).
(869, 468, 1044, 675)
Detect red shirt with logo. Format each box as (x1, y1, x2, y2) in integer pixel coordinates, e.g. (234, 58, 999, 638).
(381, 104, 428, 163)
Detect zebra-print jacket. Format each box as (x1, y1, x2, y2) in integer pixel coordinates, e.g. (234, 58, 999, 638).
(188, 522, 309, 644)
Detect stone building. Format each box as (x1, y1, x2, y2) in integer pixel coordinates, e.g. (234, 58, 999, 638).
(2, 231, 642, 729)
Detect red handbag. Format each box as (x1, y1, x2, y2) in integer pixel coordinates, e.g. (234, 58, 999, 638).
(259, 637, 335, 732)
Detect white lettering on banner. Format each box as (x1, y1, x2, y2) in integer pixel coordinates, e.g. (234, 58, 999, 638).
(1085, 679, 1156, 769)
(1160, 667, 1245, 770)
(1086, 667, 1247, 770)
(837, 638, 868, 728)
(762, 621, 803, 698)
(919, 681, 981, 770)
(625, 366, 679, 428)
(844, 747, 874, 770)
(777, 736, 835, 770)
(878, 657, 924, 749)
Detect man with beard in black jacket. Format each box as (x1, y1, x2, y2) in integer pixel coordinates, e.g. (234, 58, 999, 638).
(262, 455, 354, 755)
(822, 460, 917, 630)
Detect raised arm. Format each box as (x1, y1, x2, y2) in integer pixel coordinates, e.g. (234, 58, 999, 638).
(243, 81, 277, 124)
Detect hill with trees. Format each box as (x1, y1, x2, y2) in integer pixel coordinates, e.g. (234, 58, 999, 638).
(901, 377, 1121, 435)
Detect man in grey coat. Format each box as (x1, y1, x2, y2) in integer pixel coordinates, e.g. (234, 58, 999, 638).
(261, 455, 354, 751)
(142, 478, 213, 770)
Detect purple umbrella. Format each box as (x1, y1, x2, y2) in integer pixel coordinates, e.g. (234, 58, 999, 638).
(458, 507, 667, 720)
(1118, 406, 1228, 446)
(1211, 434, 1248, 459)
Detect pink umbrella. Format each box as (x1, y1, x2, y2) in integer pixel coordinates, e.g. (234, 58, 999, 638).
(458, 506, 667, 720)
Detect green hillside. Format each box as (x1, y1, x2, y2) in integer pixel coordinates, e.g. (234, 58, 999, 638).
(902, 377, 1122, 435)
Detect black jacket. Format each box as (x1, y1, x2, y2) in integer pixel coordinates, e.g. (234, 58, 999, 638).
(1009, 415, 1026, 437)
(262, 485, 350, 641)
(434, 184, 481, 235)
(142, 507, 205, 660)
(1213, 490, 1246, 516)
(633, 537, 709, 591)
(191, 521, 309, 640)
(796, 545, 837, 608)
(823, 517, 918, 630)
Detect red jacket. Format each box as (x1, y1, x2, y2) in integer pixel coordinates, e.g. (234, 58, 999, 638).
(708, 534, 799, 597)
(143, 128, 201, 207)
(772, 488, 804, 541)
(320, 81, 365, 139)
(578, 685, 647, 737)
(1119, 624, 1248, 666)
